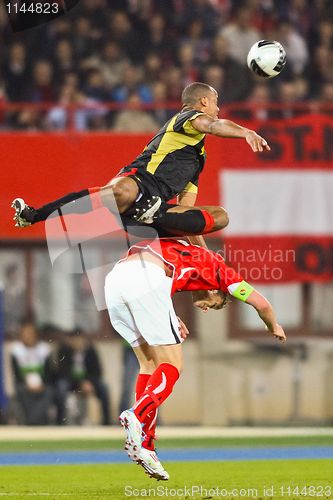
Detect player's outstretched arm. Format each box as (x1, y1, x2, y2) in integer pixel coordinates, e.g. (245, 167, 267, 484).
(245, 289, 287, 343)
(191, 114, 270, 153)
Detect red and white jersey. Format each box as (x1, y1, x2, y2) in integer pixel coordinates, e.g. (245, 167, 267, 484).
(124, 239, 244, 296)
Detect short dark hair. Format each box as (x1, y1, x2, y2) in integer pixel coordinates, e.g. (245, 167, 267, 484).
(181, 82, 215, 106)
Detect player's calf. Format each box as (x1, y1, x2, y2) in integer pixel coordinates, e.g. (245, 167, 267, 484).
(154, 205, 229, 236)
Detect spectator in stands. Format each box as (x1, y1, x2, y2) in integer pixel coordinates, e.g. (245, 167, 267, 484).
(112, 64, 152, 103)
(3, 263, 26, 338)
(274, 19, 309, 77)
(202, 65, 224, 101)
(181, 19, 211, 65)
(180, 0, 221, 38)
(10, 320, 53, 425)
(248, 83, 272, 121)
(208, 33, 252, 102)
(79, 0, 108, 31)
(287, 0, 312, 38)
(47, 17, 72, 43)
(1, 42, 31, 102)
(46, 83, 75, 130)
(84, 41, 129, 89)
(144, 13, 175, 63)
(310, 19, 333, 53)
(177, 42, 199, 86)
(0, 80, 7, 129)
(30, 60, 56, 102)
(52, 38, 77, 86)
(72, 16, 95, 59)
(82, 68, 109, 102)
(162, 66, 183, 101)
(293, 76, 310, 102)
(150, 80, 174, 126)
(231, 82, 272, 121)
(108, 11, 143, 63)
(220, 5, 262, 66)
(318, 82, 333, 115)
(143, 52, 163, 84)
(273, 80, 300, 119)
(54, 330, 111, 425)
(308, 45, 333, 97)
(112, 91, 159, 133)
(13, 108, 42, 131)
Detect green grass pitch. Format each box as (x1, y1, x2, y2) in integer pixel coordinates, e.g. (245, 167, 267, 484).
(0, 460, 332, 500)
(0, 438, 332, 500)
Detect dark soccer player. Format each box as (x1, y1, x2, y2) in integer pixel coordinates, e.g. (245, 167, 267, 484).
(105, 238, 286, 480)
(12, 82, 270, 240)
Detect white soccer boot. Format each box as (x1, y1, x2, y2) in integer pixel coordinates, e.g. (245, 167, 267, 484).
(137, 447, 170, 481)
(11, 198, 35, 227)
(119, 409, 143, 461)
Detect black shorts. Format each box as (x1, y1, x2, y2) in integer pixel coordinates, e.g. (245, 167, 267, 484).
(117, 170, 164, 199)
(116, 171, 177, 237)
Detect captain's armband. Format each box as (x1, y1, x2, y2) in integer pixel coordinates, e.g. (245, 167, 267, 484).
(227, 280, 254, 302)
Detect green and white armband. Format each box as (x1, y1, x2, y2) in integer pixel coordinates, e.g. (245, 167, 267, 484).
(227, 280, 254, 302)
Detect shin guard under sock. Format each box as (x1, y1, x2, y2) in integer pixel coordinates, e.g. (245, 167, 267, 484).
(156, 209, 215, 235)
(133, 363, 179, 424)
(135, 373, 158, 451)
(135, 373, 151, 401)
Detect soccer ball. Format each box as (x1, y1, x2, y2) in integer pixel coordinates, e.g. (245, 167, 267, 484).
(247, 40, 286, 78)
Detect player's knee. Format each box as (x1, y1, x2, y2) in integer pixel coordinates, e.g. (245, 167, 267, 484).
(108, 178, 138, 208)
(139, 359, 156, 374)
(215, 207, 229, 230)
(108, 183, 126, 202)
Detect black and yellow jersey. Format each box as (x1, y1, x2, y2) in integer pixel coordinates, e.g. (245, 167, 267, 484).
(118, 108, 207, 201)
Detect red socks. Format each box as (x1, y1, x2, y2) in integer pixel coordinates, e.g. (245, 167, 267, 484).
(133, 363, 179, 425)
(135, 373, 150, 401)
(135, 373, 158, 451)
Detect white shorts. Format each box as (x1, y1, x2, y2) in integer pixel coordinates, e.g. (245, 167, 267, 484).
(104, 260, 181, 347)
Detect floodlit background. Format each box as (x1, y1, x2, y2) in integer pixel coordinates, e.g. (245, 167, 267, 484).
(0, 0, 333, 427)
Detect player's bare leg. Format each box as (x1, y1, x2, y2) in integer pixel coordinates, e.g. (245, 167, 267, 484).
(148, 344, 183, 374)
(119, 342, 177, 481)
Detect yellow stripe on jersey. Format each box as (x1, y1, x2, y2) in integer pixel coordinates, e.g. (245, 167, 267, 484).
(146, 114, 205, 175)
(182, 114, 204, 136)
(182, 181, 198, 194)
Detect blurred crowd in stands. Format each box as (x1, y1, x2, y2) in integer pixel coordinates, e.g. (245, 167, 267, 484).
(6, 314, 138, 426)
(0, 0, 333, 130)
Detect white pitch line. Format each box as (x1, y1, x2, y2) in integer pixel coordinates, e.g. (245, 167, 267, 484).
(0, 426, 333, 441)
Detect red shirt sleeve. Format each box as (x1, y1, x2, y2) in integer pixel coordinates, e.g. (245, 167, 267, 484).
(215, 254, 244, 292)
